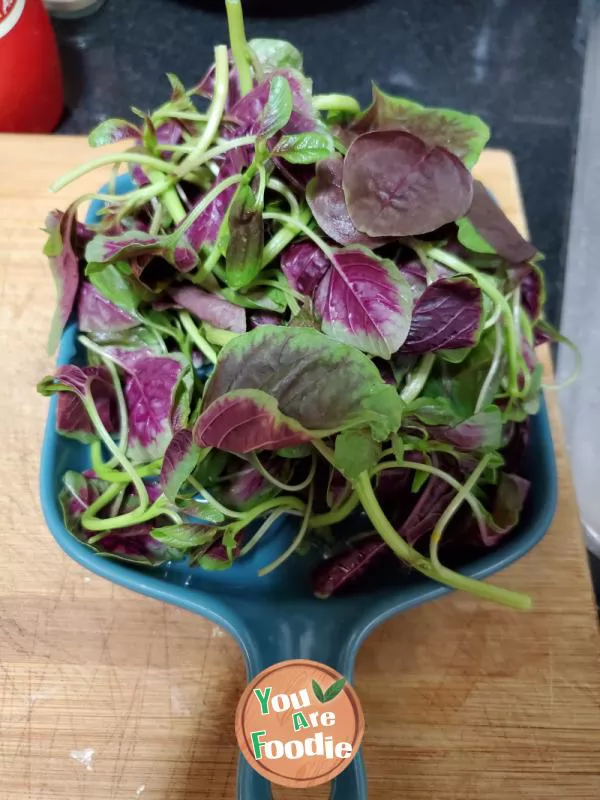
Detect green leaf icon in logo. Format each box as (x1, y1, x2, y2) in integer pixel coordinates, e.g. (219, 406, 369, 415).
(312, 677, 347, 704)
(312, 679, 325, 703)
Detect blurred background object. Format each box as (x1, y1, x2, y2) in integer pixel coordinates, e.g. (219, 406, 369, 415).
(44, 0, 106, 19)
(0, 0, 63, 132)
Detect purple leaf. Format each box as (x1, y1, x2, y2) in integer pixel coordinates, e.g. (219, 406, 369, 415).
(170, 285, 246, 332)
(198, 326, 404, 448)
(160, 429, 203, 501)
(401, 276, 483, 354)
(306, 158, 392, 247)
(462, 181, 537, 263)
(45, 205, 86, 352)
(194, 389, 311, 453)
(38, 365, 118, 443)
(478, 473, 530, 547)
(85, 230, 198, 273)
(230, 69, 317, 137)
(78, 282, 138, 334)
(195, 52, 243, 110)
(249, 311, 283, 328)
(281, 241, 330, 296)
(88, 118, 140, 147)
(430, 407, 503, 451)
(184, 151, 244, 249)
(508, 262, 545, 321)
(343, 130, 473, 237)
(124, 356, 185, 462)
(396, 472, 454, 545)
(313, 246, 413, 358)
(398, 260, 428, 298)
(312, 535, 387, 598)
(326, 468, 351, 509)
(343, 85, 489, 168)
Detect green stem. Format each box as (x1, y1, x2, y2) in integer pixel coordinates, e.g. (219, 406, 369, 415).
(267, 177, 300, 216)
(226, 0, 253, 96)
(179, 311, 218, 364)
(308, 491, 360, 528)
(229, 495, 307, 535)
(50, 152, 176, 193)
(147, 169, 186, 224)
(475, 323, 503, 413)
(313, 440, 530, 610)
(176, 134, 255, 181)
(258, 484, 314, 576)
(86, 497, 179, 536)
(370, 459, 485, 528)
(430, 455, 491, 569)
(400, 353, 435, 403)
(175, 172, 243, 237)
(188, 475, 246, 519)
(355, 472, 531, 610)
(312, 94, 361, 115)
(261, 206, 312, 267)
(175, 45, 231, 177)
(240, 508, 288, 556)
(250, 453, 317, 493)
(263, 210, 334, 258)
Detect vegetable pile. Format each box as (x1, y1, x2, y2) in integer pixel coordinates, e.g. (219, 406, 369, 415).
(38, 0, 563, 610)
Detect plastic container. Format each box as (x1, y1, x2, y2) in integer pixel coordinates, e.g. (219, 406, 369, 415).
(0, 0, 63, 132)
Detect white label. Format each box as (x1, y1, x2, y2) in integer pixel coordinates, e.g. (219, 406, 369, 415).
(0, 0, 26, 40)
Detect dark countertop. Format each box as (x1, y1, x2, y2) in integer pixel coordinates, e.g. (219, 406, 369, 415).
(53, 0, 590, 327)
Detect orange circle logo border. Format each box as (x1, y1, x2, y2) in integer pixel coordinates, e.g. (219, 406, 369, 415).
(236, 659, 365, 789)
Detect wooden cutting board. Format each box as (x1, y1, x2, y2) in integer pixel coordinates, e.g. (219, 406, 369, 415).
(0, 135, 599, 800)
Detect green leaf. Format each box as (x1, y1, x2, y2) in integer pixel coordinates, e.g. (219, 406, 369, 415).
(225, 184, 265, 290)
(391, 433, 405, 463)
(323, 677, 346, 702)
(272, 132, 335, 164)
(88, 118, 140, 148)
(456, 216, 496, 255)
(349, 85, 490, 169)
(261, 75, 293, 139)
(86, 262, 146, 314)
(150, 523, 218, 550)
(249, 38, 303, 72)
(334, 429, 381, 480)
(312, 679, 325, 703)
(160, 430, 206, 502)
(166, 72, 186, 100)
(199, 326, 404, 447)
(220, 286, 287, 312)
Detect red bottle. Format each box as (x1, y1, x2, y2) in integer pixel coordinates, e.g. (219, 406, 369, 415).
(0, 0, 63, 132)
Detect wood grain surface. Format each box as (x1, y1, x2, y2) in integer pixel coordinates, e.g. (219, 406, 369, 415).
(0, 135, 599, 800)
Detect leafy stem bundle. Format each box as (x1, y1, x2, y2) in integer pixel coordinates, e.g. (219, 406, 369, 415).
(38, 0, 569, 604)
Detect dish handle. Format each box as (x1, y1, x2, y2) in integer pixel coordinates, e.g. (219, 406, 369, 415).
(235, 610, 368, 800)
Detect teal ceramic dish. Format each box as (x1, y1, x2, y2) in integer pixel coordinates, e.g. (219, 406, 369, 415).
(39, 184, 558, 799)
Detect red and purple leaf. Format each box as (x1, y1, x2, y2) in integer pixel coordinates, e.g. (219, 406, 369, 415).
(85, 230, 198, 273)
(343, 85, 489, 168)
(45, 205, 87, 352)
(477, 473, 530, 547)
(78, 281, 138, 334)
(281, 241, 330, 296)
(306, 158, 392, 247)
(170, 285, 246, 332)
(124, 355, 185, 462)
(429, 407, 503, 452)
(312, 535, 387, 598)
(401, 276, 483, 354)
(199, 326, 403, 443)
(313, 246, 414, 358)
(160, 429, 204, 502)
(343, 130, 473, 237)
(38, 365, 118, 443)
(88, 118, 140, 147)
(194, 389, 310, 453)
(459, 180, 538, 263)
